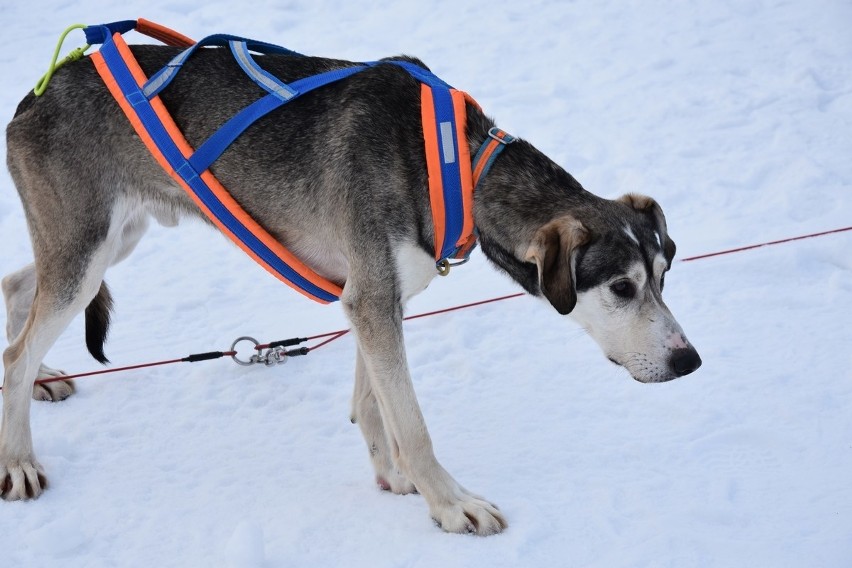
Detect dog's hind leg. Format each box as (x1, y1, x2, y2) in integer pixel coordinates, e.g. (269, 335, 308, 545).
(2, 213, 149, 403)
(343, 263, 507, 535)
(1, 176, 149, 497)
(1, 292, 83, 498)
(351, 347, 416, 494)
(3, 265, 74, 401)
(1, 235, 116, 499)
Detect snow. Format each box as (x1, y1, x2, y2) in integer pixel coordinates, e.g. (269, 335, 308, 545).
(1, 0, 851, 566)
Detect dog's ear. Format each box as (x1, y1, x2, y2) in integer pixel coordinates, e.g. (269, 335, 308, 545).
(617, 193, 677, 267)
(524, 216, 590, 315)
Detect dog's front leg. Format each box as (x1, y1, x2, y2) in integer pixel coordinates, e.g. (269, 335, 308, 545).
(351, 346, 417, 494)
(342, 280, 507, 535)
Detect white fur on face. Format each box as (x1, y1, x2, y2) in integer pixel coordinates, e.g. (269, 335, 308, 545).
(569, 256, 693, 383)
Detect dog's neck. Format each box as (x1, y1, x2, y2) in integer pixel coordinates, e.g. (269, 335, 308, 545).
(469, 128, 593, 297)
(478, 235, 540, 295)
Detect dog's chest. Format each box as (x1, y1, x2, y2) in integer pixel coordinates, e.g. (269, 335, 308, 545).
(394, 243, 438, 304)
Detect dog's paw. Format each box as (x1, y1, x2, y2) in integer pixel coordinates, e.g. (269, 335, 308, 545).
(376, 469, 417, 495)
(32, 365, 75, 402)
(0, 457, 48, 501)
(430, 490, 507, 536)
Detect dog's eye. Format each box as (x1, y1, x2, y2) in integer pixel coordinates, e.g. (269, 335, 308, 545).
(610, 280, 636, 299)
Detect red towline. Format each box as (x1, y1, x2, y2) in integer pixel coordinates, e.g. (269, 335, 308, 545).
(679, 226, 852, 262)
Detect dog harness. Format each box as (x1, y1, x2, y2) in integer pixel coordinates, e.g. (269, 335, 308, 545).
(82, 19, 515, 303)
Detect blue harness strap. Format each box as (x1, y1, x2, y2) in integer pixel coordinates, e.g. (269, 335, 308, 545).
(188, 64, 370, 175)
(85, 19, 513, 302)
(142, 35, 304, 100)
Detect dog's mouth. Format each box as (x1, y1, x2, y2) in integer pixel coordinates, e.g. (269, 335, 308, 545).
(607, 356, 680, 384)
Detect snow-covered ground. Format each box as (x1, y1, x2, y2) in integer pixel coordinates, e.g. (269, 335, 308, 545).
(1, 1, 851, 566)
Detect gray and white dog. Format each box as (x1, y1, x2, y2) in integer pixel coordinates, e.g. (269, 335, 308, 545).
(1, 45, 701, 534)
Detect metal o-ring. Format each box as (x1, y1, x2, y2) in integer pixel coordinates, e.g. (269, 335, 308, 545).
(230, 336, 259, 366)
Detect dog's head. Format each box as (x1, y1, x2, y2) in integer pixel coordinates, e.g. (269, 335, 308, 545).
(524, 193, 701, 383)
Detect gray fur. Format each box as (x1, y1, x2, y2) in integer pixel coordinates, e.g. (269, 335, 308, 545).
(1, 43, 700, 531)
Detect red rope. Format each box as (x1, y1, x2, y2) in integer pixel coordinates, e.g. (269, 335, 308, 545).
(305, 292, 528, 351)
(680, 226, 852, 262)
(309, 330, 350, 350)
(34, 358, 187, 385)
(5, 225, 849, 386)
(401, 292, 525, 322)
(0, 351, 237, 389)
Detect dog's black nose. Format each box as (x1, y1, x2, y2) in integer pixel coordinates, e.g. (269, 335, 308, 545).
(669, 348, 702, 377)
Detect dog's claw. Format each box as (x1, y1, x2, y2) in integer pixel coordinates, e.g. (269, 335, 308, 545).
(464, 512, 478, 533)
(0, 459, 48, 501)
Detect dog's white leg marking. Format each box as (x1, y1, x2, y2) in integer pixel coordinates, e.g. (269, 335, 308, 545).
(343, 250, 506, 535)
(3, 266, 75, 401)
(1, 300, 74, 498)
(2, 265, 35, 345)
(1, 200, 148, 499)
(351, 347, 416, 494)
(350, 243, 436, 494)
(1, 259, 108, 499)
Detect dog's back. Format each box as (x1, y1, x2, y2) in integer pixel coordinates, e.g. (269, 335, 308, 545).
(8, 46, 466, 249)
